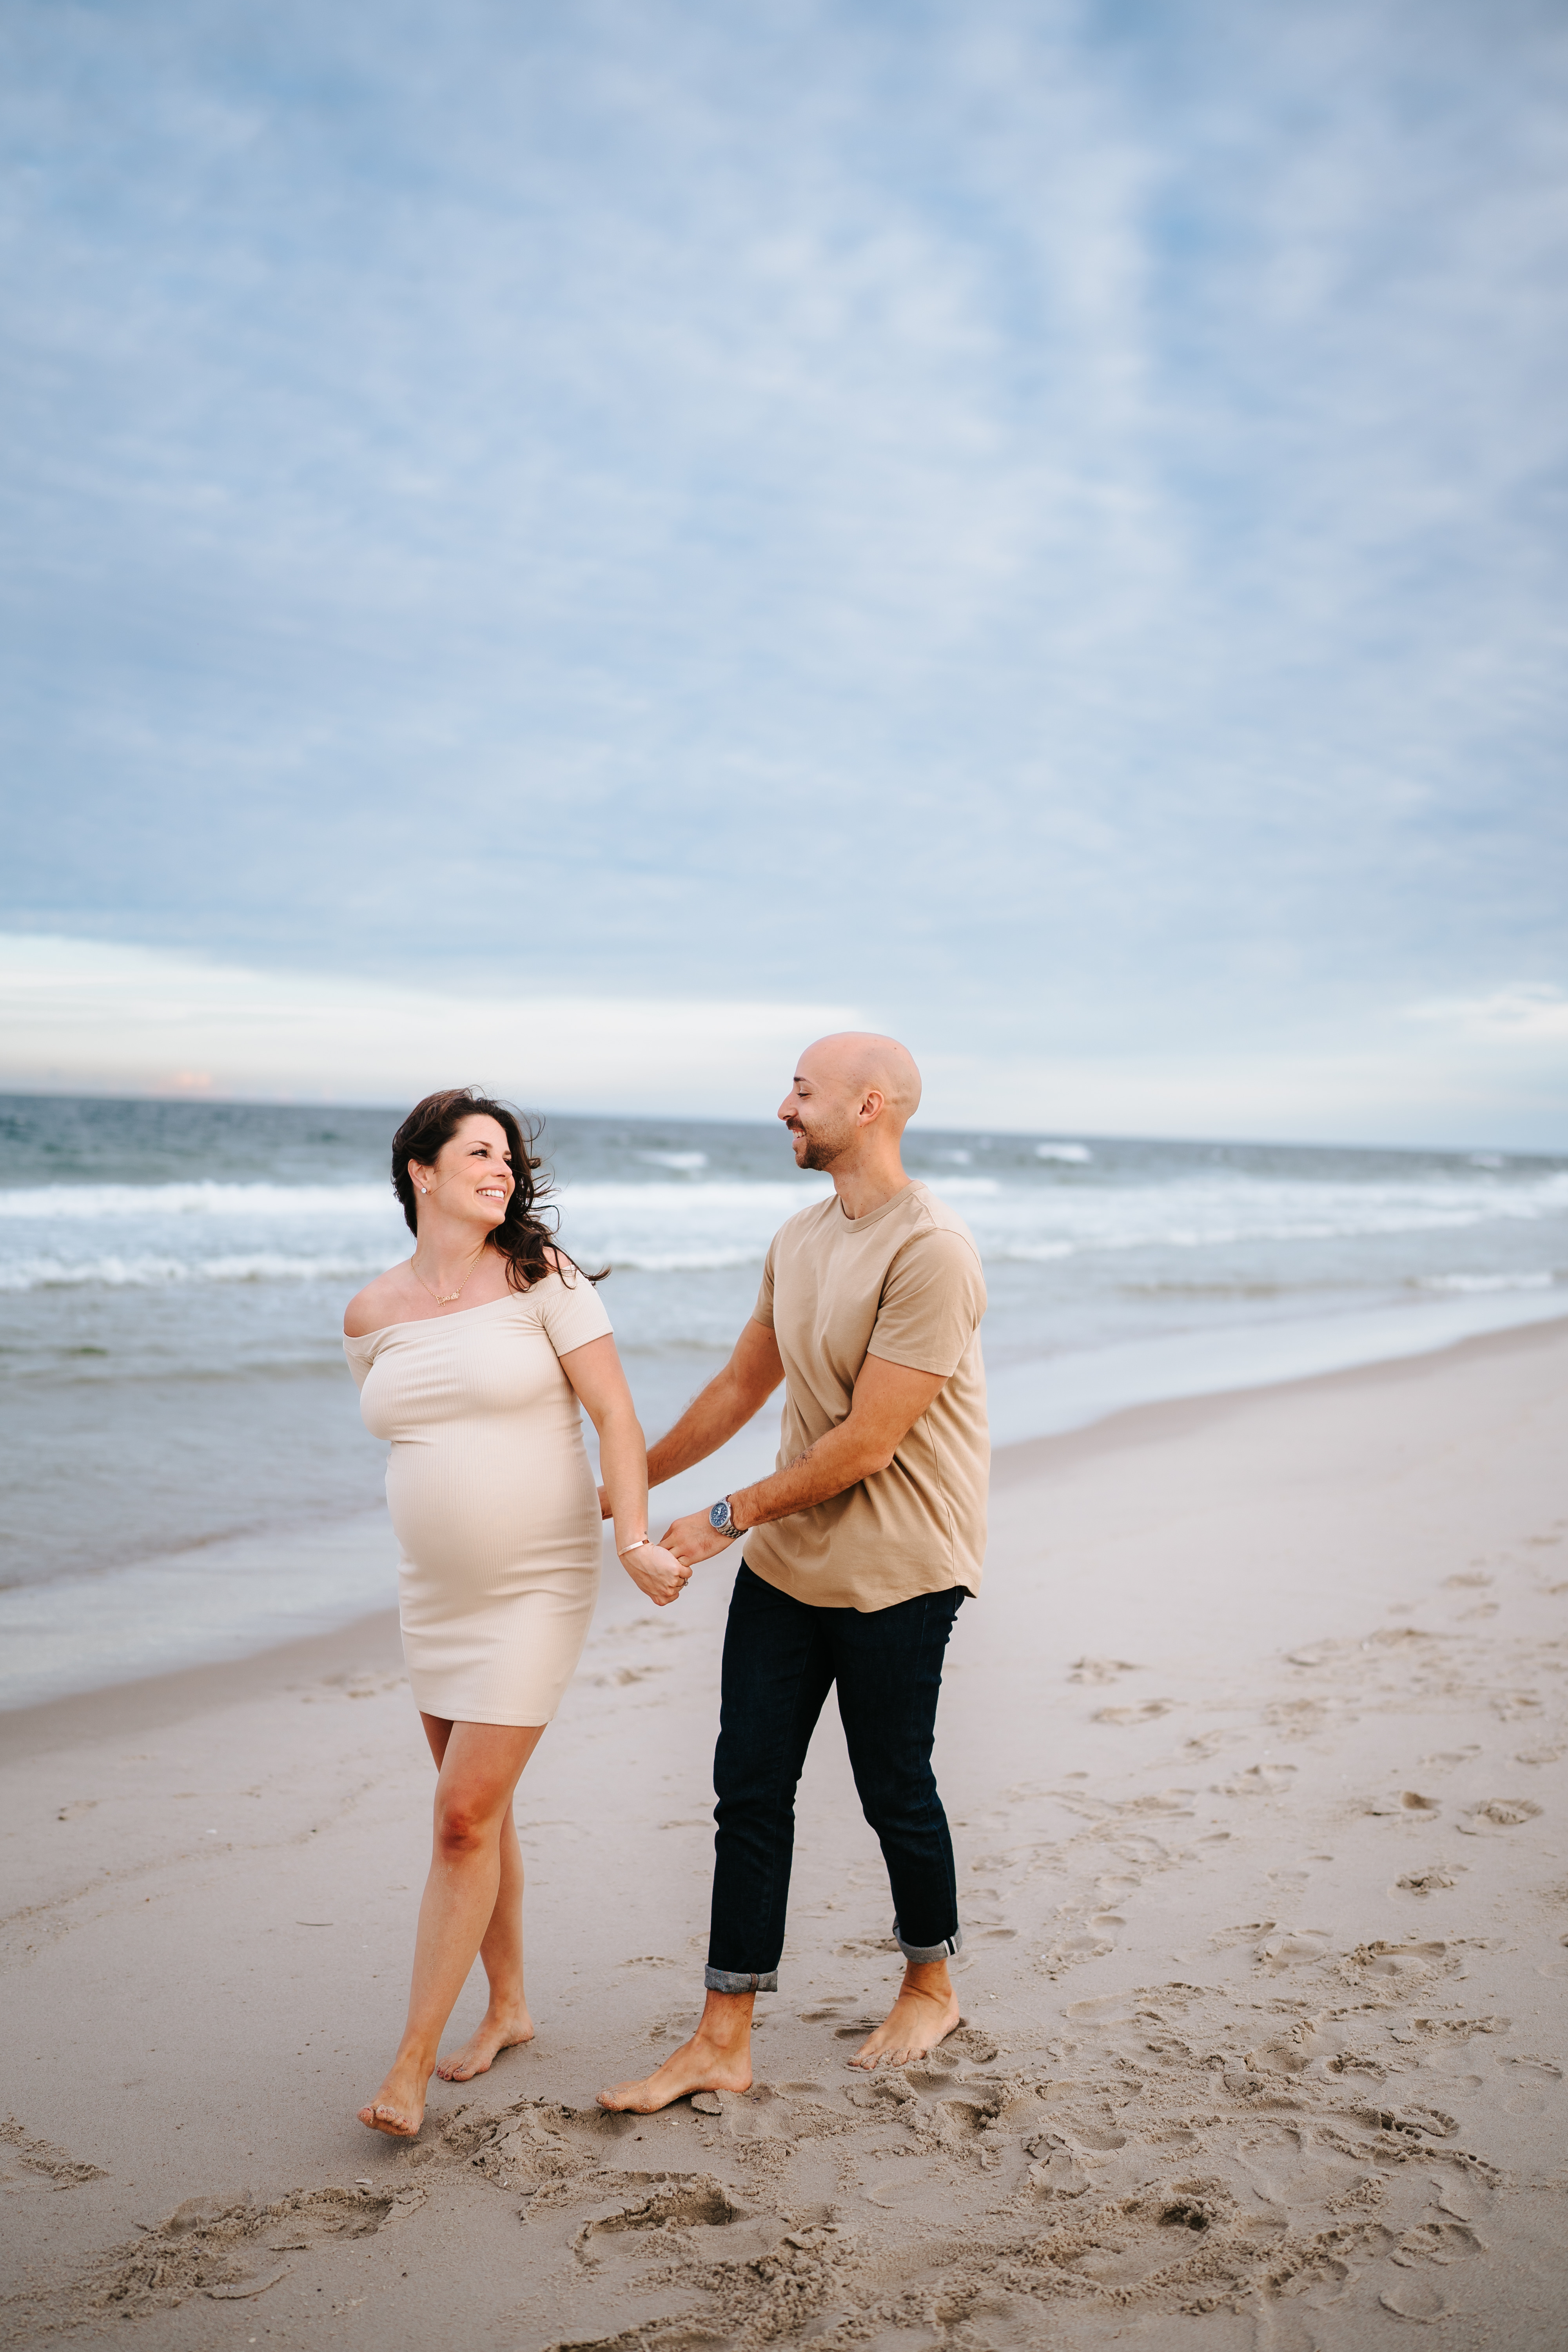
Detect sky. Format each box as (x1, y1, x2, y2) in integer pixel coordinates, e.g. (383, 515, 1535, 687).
(2, 0, 1564, 1146)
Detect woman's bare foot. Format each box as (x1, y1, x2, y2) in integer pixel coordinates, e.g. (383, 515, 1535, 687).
(847, 1965, 961, 2072)
(356, 2053, 431, 2138)
(436, 2003, 535, 2081)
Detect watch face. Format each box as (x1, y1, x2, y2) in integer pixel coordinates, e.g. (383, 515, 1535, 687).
(709, 1500, 730, 1532)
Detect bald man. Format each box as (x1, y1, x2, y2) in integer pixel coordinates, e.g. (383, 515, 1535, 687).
(599, 1034, 989, 2112)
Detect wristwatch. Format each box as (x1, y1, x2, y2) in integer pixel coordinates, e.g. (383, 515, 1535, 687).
(708, 1495, 745, 1543)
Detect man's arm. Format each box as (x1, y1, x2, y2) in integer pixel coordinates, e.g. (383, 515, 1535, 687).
(599, 1319, 785, 1516)
(659, 1353, 947, 1565)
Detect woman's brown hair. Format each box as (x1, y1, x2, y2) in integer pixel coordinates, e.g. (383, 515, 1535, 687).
(390, 1089, 605, 1291)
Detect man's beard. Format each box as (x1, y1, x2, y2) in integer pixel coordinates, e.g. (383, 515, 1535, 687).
(795, 1127, 846, 1172)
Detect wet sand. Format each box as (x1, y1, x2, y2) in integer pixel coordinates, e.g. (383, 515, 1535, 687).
(2, 1318, 1565, 2350)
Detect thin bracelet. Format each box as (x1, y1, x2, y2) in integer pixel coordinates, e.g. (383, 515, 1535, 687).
(618, 1537, 652, 1557)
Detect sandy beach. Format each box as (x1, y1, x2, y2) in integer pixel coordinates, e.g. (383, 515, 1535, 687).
(2, 1318, 1564, 2350)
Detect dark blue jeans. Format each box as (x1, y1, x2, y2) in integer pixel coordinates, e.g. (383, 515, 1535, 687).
(705, 1561, 966, 1993)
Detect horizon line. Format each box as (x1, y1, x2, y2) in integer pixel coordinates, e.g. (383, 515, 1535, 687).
(0, 1083, 1559, 1166)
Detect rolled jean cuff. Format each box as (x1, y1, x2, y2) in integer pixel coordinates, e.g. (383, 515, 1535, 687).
(893, 1919, 964, 1966)
(704, 1965, 778, 1994)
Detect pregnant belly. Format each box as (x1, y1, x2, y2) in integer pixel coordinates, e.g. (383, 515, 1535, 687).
(385, 1431, 601, 1593)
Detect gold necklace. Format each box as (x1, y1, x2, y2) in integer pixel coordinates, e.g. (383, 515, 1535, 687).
(410, 1242, 488, 1307)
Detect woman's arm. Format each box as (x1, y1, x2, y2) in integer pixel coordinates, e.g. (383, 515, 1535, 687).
(558, 1335, 690, 1608)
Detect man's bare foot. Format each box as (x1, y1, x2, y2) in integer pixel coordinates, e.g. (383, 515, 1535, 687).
(599, 2033, 752, 2114)
(436, 2003, 535, 2082)
(847, 1973, 961, 2071)
(356, 2054, 431, 2138)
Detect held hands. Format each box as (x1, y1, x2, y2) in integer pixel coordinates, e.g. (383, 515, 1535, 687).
(660, 1508, 740, 1568)
(619, 1540, 691, 1608)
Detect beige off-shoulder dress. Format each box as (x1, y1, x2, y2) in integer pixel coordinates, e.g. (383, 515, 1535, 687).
(343, 1273, 612, 1726)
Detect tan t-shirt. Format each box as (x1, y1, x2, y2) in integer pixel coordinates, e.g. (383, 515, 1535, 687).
(743, 1180, 989, 1612)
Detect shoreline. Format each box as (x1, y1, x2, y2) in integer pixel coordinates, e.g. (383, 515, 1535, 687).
(4, 1304, 1565, 1737)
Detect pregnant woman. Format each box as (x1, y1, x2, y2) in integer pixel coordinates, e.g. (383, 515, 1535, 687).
(343, 1087, 688, 2138)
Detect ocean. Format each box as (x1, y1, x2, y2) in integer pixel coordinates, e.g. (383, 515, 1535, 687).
(3, 1093, 1564, 1710)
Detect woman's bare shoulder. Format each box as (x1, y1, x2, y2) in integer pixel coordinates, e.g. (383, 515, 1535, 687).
(343, 1264, 414, 1338)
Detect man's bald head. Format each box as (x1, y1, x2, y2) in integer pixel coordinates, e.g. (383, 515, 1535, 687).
(798, 1034, 922, 1128)
(780, 1034, 922, 1176)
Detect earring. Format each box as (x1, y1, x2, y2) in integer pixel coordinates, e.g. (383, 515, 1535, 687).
(419, 1185, 428, 1194)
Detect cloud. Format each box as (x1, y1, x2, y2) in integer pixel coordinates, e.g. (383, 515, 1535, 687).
(0, 0, 1563, 1144)
(1406, 985, 1568, 1045)
(0, 934, 857, 1111)
(6, 933, 1562, 1151)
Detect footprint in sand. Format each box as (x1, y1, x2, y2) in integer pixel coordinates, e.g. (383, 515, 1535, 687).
(1254, 1929, 1333, 1974)
(1041, 1916, 1119, 1975)
(1366, 1789, 1441, 1815)
(1093, 1700, 1174, 1726)
(1209, 1918, 1278, 1950)
(1026, 2146, 1091, 2197)
(0, 2121, 107, 2187)
(902, 2055, 958, 2089)
(206, 2263, 291, 2301)
(1344, 1938, 1452, 1982)
(86, 2184, 401, 2314)
(1261, 1696, 1334, 1738)
(1395, 1867, 1458, 1896)
(1213, 1764, 1296, 1797)
(689, 2088, 792, 2140)
(1459, 1796, 1543, 1833)
(573, 2175, 746, 2259)
(1380, 2276, 1448, 2321)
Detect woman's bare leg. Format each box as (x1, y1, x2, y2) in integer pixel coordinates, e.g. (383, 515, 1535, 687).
(358, 1716, 544, 2137)
(436, 1804, 535, 2079)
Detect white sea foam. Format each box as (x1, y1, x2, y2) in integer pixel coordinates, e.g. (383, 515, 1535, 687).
(0, 1180, 395, 1220)
(949, 1169, 1568, 1262)
(552, 1178, 830, 1270)
(2, 1166, 1566, 1291)
(636, 1149, 709, 1172)
(0, 1250, 391, 1291)
(1418, 1270, 1556, 1294)
(568, 1180, 829, 1213)
(1036, 1142, 1093, 1162)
